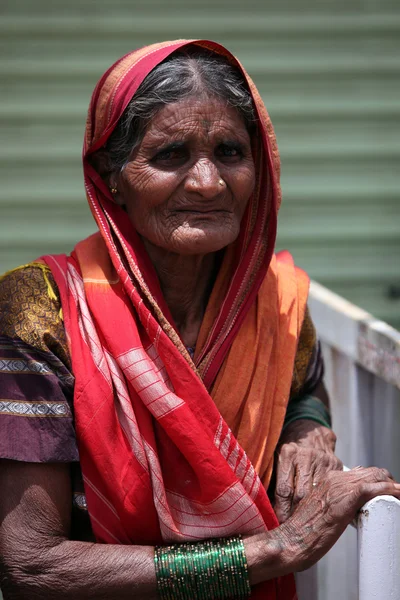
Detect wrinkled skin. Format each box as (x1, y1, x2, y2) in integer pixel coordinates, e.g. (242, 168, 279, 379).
(245, 466, 400, 585)
(108, 96, 255, 348)
(113, 96, 255, 255)
(274, 419, 343, 524)
(1, 460, 399, 598)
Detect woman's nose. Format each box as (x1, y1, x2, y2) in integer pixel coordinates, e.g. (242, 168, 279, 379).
(184, 159, 223, 199)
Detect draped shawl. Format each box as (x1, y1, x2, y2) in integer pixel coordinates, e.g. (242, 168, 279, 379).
(43, 40, 307, 600)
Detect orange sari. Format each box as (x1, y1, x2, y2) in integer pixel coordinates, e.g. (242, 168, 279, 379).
(43, 40, 307, 599)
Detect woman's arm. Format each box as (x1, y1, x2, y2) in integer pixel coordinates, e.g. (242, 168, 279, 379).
(0, 460, 157, 599)
(274, 381, 343, 523)
(0, 460, 293, 599)
(1, 460, 400, 599)
(272, 307, 342, 523)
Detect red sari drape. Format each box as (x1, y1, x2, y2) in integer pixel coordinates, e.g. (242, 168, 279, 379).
(43, 40, 308, 599)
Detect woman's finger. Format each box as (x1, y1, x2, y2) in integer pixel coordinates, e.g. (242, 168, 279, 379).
(351, 466, 394, 484)
(331, 454, 344, 471)
(355, 480, 400, 511)
(374, 467, 393, 481)
(294, 451, 343, 508)
(292, 453, 314, 508)
(274, 445, 296, 524)
(312, 453, 343, 484)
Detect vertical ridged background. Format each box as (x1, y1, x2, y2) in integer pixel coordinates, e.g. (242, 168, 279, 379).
(1, 0, 399, 328)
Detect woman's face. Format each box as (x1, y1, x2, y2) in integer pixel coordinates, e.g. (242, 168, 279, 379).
(115, 96, 255, 255)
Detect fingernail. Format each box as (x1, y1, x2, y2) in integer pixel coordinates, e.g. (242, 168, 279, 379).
(394, 483, 400, 490)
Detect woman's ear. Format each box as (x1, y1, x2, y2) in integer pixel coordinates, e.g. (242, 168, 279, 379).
(89, 149, 113, 181)
(90, 150, 123, 205)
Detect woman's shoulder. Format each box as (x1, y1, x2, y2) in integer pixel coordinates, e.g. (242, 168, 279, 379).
(0, 263, 77, 464)
(0, 261, 60, 302)
(0, 262, 68, 360)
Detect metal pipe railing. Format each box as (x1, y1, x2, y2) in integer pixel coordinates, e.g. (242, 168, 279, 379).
(345, 466, 400, 598)
(358, 495, 400, 600)
(307, 281, 400, 599)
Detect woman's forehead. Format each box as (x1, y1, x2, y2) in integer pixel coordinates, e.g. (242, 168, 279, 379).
(141, 97, 250, 143)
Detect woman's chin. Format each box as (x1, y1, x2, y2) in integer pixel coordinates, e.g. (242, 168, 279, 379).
(166, 224, 239, 255)
(136, 214, 242, 256)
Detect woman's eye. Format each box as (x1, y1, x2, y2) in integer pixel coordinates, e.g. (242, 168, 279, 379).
(153, 147, 187, 163)
(216, 144, 243, 160)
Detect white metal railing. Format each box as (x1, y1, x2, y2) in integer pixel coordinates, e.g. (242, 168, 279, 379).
(295, 281, 400, 600)
(358, 495, 400, 600)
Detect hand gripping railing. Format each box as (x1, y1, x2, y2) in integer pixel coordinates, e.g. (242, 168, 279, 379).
(296, 470, 400, 600)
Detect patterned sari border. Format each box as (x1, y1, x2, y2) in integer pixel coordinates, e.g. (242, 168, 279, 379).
(0, 400, 71, 418)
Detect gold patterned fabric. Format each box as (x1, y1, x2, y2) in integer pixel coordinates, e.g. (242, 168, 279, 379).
(290, 307, 321, 398)
(0, 264, 70, 368)
(0, 264, 77, 462)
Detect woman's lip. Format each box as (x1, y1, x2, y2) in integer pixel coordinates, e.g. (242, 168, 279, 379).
(176, 209, 229, 214)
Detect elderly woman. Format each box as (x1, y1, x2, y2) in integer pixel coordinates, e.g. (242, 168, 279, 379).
(0, 40, 398, 600)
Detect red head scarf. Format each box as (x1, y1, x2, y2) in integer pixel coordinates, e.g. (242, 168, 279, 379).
(43, 40, 301, 599)
(82, 39, 283, 384)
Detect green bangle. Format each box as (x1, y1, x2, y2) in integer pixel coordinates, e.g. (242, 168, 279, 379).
(154, 536, 251, 600)
(283, 394, 332, 431)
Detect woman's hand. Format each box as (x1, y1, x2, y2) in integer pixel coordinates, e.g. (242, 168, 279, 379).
(281, 466, 400, 571)
(274, 419, 343, 523)
(246, 466, 400, 584)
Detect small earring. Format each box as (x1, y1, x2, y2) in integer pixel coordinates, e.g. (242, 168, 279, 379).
(218, 179, 225, 187)
(110, 185, 118, 194)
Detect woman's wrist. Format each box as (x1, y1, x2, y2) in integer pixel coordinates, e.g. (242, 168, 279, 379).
(155, 536, 251, 599)
(279, 418, 337, 452)
(283, 394, 332, 431)
(154, 529, 300, 598)
(243, 527, 299, 586)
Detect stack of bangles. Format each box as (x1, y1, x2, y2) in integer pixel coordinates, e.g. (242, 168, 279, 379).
(154, 535, 251, 599)
(283, 394, 332, 431)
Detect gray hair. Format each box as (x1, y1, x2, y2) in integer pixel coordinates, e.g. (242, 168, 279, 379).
(106, 47, 257, 172)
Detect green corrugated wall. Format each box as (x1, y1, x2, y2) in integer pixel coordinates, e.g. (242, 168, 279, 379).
(1, 0, 399, 328)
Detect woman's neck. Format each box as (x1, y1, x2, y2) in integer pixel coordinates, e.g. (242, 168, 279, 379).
(143, 240, 218, 348)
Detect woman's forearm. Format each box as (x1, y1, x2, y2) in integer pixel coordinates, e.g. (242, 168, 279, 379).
(3, 460, 400, 598)
(244, 529, 295, 586)
(2, 539, 157, 600)
(0, 462, 295, 599)
(3, 532, 296, 600)
(5, 474, 400, 599)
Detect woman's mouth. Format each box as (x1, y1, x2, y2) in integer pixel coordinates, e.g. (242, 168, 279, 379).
(176, 208, 229, 214)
